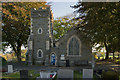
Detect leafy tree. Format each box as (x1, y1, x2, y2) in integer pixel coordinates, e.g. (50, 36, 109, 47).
(72, 2, 120, 59)
(2, 2, 47, 62)
(54, 16, 79, 40)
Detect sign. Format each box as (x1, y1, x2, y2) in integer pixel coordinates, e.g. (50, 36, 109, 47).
(60, 54, 65, 60)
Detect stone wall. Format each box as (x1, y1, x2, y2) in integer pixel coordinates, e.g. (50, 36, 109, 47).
(53, 27, 92, 66)
(31, 7, 52, 65)
(27, 7, 92, 67)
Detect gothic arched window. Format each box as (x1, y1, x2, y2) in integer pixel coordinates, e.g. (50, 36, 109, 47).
(37, 49, 43, 58)
(67, 36, 81, 56)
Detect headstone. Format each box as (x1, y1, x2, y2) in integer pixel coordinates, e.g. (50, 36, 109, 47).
(40, 71, 50, 78)
(8, 65, 13, 73)
(20, 70, 28, 80)
(36, 71, 56, 80)
(66, 60, 69, 67)
(83, 69, 93, 78)
(57, 69, 73, 80)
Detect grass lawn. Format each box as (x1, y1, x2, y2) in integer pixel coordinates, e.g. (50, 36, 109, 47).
(2, 70, 120, 80)
(2, 72, 20, 78)
(2, 70, 40, 79)
(74, 71, 82, 79)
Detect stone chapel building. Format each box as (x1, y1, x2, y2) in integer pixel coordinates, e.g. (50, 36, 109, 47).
(26, 6, 92, 67)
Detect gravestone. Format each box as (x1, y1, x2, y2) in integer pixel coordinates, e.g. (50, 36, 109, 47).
(40, 71, 50, 78)
(8, 65, 13, 73)
(57, 69, 73, 80)
(36, 71, 53, 80)
(83, 69, 93, 78)
(66, 60, 69, 67)
(20, 70, 28, 80)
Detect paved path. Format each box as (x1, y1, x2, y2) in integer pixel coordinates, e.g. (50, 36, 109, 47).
(6, 61, 120, 72)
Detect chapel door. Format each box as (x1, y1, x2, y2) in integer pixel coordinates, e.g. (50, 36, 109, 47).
(51, 53, 56, 65)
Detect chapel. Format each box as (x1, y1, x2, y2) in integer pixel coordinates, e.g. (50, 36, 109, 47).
(26, 6, 92, 67)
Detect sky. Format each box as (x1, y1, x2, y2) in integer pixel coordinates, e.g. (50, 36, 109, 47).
(46, 1, 78, 19)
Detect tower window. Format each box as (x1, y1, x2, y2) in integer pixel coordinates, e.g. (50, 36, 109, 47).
(38, 28, 42, 34)
(37, 49, 43, 58)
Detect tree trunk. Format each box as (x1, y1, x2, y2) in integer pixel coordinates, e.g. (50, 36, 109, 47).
(118, 54, 120, 59)
(113, 52, 115, 59)
(11, 43, 22, 62)
(16, 50, 21, 62)
(16, 44, 22, 62)
(105, 51, 109, 60)
(104, 42, 109, 60)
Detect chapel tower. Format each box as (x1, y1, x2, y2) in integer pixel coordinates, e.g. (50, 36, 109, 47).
(28, 6, 54, 65)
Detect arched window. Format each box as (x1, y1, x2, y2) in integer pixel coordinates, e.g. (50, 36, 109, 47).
(37, 49, 43, 58)
(38, 28, 42, 34)
(67, 35, 81, 56)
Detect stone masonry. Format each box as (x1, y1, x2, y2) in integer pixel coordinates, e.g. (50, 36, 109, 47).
(26, 6, 92, 67)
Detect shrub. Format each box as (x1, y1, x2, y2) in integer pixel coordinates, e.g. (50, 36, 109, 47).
(101, 71, 119, 80)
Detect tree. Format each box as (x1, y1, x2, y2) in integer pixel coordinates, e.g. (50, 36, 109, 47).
(53, 15, 79, 40)
(2, 2, 47, 62)
(72, 2, 120, 59)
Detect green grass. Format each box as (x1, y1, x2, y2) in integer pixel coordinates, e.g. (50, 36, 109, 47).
(2, 70, 119, 80)
(74, 71, 82, 79)
(2, 70, 40, 79)
(101, 71, 119, 80)
(28, 70, 40, 78)
(2, 72, 20, 78)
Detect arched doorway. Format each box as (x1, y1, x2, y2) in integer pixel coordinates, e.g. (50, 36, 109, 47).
(50, 53, 56, 65)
